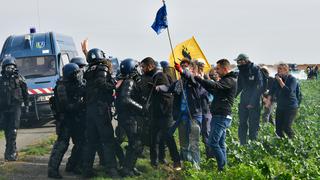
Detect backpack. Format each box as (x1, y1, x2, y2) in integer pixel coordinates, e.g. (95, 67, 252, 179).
(259, 67, 269, 94)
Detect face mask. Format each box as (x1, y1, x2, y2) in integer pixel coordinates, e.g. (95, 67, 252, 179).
(4, 65, 16, 75)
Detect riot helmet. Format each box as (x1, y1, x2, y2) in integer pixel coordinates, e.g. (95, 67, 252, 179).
(120, 58, 138, 76)
(86, 48, 106, 64)
(62, 63, 81, 81)
(1, 56, 17, 75)
(160, 61, 169, 69)
(70, 57, 87, 68)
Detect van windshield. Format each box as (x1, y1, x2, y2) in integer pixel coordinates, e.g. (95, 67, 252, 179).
(15, 56, 56, 79)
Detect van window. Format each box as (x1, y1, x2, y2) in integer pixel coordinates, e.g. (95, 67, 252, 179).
(59, 54, 70, 75)
(15, 56, 56, 79)
(61, 54, 69, 66)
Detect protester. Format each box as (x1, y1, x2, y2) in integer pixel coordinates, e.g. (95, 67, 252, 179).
(267, 63, 299, 139)
(171, 58, 203, 169)
(194, 59, 237, 171)
(140, 57, 181, 170)
(260, 66, 275, 124)
(235, 54, 264, 145)
(196, 60, 212, 159)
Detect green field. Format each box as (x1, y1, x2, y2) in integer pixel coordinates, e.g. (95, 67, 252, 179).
(98, 80, 320, 180)
(16, 80, 319, 179)
(180, 80, 320, 179)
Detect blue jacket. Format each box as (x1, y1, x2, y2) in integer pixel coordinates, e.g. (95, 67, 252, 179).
(169, 70, 203, 122)
(237, 63, 263, 107)
(269, 74, 299, 109)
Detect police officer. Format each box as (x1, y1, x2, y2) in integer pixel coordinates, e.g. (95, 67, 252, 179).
(82, 48, 118, 178)
(48, 62, 86, 178)
(115, 58, 145, 177)
(235, 54, 264, 145)
(0, 56, 28, 161)
(70, 56, 87, 71)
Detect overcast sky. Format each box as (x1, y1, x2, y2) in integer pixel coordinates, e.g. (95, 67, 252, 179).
(0, 0, 319, 65)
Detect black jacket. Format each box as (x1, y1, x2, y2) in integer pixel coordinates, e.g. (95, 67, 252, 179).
(115, 76, 144, 118)
(195, 71, 237, 116)
(84, 63, 115, 105)
(269, 74, 299, 109)
(143, 69, 173, 119)
(0, 73, 28, 108)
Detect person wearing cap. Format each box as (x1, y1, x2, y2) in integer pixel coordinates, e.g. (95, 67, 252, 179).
(235, 54, 264, 145)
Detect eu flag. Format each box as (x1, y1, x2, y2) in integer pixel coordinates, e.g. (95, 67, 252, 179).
(151, 4, 168, 35)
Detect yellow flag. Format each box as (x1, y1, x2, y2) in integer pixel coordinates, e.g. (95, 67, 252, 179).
(169, 36, 211, 73)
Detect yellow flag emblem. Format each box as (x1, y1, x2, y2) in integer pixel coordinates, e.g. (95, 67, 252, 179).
(169, 36, 210, 73)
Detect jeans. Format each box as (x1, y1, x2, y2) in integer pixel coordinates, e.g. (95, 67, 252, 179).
(208, 115, 232, 171)
(178, 118, 201, 169)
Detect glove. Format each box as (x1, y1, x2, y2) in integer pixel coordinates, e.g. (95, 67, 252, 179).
(174, 62, 183, 73)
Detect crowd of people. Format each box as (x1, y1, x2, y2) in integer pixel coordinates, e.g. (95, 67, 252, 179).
(0, 42, 303, 178)
(306, 65, 318, 79)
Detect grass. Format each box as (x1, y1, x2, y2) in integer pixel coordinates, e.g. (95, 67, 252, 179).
(19, 134, 56, 157)
(0, 131, 4, 139)
(12, 80, 319, 179)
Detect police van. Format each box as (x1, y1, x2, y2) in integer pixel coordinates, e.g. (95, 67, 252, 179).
(0, 29, 78, 123)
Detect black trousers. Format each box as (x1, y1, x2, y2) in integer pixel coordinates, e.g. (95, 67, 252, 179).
(1, 105, 21, 160)
(118, 117, 144, 171)
(82, 104, 117, 173)
(48, 114, 85, 172)
(238, 103, 261, 145)
(275, 108, 298, 139)
(150, 116, 180, 163)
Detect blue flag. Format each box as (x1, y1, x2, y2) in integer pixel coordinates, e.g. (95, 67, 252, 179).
(151, 4, 168, 35)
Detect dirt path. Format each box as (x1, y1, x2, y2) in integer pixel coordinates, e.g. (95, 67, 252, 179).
(0, 120, 84, 180)
(0, 120, 118, 180)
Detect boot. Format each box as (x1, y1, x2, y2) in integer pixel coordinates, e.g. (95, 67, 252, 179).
(106, 168, 119, 178)
(4, 130, 18, 161)
(119, 167, 134, 177)
(47, 141, 68, 179)
(65, 143, 82, 173)
(48, 167, 63, 179)
(81, 145, 96, 178)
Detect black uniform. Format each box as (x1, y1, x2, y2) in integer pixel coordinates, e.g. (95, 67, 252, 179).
(0, 70, 28, 161)
(146, 69, 180, 167)
(48, 78, 86, 177)
(82, 62, 118, 176)
(115, 74, 144, 175)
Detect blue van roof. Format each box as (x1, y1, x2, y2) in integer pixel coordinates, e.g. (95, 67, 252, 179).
(0, 32, 77, 59)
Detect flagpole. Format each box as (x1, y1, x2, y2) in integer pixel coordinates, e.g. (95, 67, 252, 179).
(162, 0, 195, 125)
(162, 0, 177, 63)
